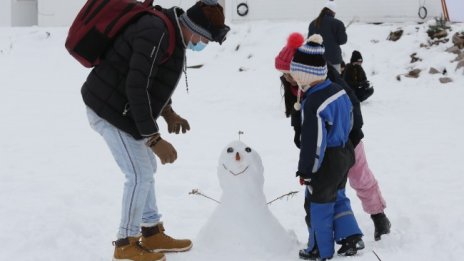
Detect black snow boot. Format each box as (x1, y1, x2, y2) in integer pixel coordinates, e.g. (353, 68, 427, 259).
(371, 212, 391, 241)
(337, 234, 364, 256)
(299, 247, 332, 261)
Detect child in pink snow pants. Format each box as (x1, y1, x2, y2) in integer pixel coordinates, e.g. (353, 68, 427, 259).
(348, 141, 386, 216)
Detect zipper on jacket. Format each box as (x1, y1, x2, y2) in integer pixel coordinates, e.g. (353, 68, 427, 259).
(122, 103, 130, 116)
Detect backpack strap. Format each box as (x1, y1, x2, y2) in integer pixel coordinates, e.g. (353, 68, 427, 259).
(142, 0, 154, 7)
(149, 6, 176, 64)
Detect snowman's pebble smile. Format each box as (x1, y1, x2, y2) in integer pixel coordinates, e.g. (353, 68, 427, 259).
(222, 164, 249, 176)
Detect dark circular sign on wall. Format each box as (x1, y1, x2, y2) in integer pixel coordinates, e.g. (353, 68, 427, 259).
(418, 6, 428, 19)
(237, 3, 249, 17)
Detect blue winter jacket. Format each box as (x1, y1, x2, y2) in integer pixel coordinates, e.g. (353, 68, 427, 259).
(298, 80, 353, 176)
(308, 14, 347, 65)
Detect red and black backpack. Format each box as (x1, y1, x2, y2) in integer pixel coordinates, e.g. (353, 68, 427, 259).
(65, 0, 175, 68)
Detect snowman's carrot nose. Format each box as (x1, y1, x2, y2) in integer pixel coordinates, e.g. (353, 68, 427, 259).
(235, 152, 241, 161)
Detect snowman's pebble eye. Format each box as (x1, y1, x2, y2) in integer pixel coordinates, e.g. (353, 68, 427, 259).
(227, 147, 234, 153)
(245, 147, 252, 153)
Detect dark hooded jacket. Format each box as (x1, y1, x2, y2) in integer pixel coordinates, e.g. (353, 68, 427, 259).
(81, 7, 186, 140)
(308, 14, 347, 65)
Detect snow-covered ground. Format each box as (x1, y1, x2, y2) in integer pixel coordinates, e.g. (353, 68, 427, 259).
(1, 19, 464, 261)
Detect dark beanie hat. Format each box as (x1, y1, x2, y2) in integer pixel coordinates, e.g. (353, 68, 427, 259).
(179, 0, 230, 44)
(351, 50, 363, 63)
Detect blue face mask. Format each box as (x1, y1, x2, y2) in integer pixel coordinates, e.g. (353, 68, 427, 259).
(187, 40, 207, 52)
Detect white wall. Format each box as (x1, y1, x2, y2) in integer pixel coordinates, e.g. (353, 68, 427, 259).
(29, 0, 446, 27)
(227, 0, 444, 23)
(37, 0, 198, 27)
(12, 0, 38, 26)
(38, 0, 86, 27)
(0, 1, 12, 27)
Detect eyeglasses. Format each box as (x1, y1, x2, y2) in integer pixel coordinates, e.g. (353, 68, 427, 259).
(211, 25, 230, 45)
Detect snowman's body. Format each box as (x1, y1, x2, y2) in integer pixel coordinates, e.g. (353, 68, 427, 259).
(195, 141, 296, 258)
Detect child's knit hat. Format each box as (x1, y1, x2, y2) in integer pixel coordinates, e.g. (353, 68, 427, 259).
(350, 50, 363, 63)
(290, 34, 328, 92)
(275, 33, 305, 73)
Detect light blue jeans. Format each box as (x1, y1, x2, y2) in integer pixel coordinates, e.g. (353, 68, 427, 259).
(86, 107, 161, 239)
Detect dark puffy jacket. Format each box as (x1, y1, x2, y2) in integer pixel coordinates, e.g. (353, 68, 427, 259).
(81, 7, 186, 140)
(343, 63, 367, 89)
(308, 14, 347, 65)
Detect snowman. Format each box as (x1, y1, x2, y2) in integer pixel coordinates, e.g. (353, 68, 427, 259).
(194, 140, 297, 259)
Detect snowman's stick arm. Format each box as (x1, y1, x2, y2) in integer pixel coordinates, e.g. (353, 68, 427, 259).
(189, 189, 221, 204)
(267, 191, 299, 205)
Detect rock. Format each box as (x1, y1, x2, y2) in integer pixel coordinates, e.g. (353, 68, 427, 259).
(429, 67, 440, 74)
(439, 77, 453, 84)
(387, 29, 403, 41)
(446, 46, 461, 54)
(453, 53, 464, 62)
(404, 69, 421, 78)
(410, 53, 422, 63)
(419, 43, 429, 48)
(456, 60, 464, 71)
(427, 29, 448, 39)
(452, 32, 464, 49)
(429, 38, 449, 46)
(396, 75, 402, 81)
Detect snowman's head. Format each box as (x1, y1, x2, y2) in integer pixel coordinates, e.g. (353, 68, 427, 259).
(217, 141, 264, 194)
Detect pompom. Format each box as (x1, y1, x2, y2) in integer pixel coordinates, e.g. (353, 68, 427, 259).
(294, 102, 301, 111)
(287, 33, 305, 49)
(307, 34, 323, 45)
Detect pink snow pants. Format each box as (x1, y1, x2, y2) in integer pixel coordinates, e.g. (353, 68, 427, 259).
(348, 141, 387, 215)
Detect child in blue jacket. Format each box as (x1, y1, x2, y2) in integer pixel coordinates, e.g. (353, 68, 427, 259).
(289, 34, 363, 260)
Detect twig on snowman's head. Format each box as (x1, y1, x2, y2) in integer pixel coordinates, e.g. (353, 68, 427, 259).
(238, 130, 244, 141)
(189, 189, 221, 204)
(267, 191, 299, 205)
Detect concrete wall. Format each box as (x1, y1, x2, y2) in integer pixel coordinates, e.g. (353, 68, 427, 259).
(227, 0, 444, 23)
(36, 0, 222, 26)
(38, 0, 86, 27)
(37, 0, 197, 27)
(2, 0, 448, 27)
(1, 0, 38, 27)
(12, 0, 38, 26)
(0, 1, 12, 27)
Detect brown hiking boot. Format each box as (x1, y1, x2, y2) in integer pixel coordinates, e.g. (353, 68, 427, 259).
(113, 237, 166, 261)
(140, 223, 192, 253)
